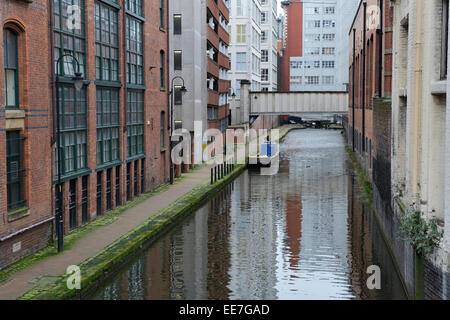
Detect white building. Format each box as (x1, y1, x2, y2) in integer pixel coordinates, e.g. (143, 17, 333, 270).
(289, 0, 359, 92)
(229, 0, 263, 100)
(260, 0, 279, 91)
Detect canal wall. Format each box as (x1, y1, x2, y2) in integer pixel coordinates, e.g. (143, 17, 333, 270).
(18, 125, 302, 300)
(345, 98, 450, 300)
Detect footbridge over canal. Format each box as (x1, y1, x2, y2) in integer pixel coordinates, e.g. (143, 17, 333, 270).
(249, 91, 348, 116)
(231, 83, 349, 125)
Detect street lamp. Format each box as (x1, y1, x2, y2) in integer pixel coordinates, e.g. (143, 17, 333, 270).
(169, 76, 187, 184)
(54, 54, 84, 252)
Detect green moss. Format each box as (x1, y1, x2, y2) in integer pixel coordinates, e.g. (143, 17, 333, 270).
(345, 146, 373, 203)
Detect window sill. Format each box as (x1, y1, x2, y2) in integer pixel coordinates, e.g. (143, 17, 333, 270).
(53, 168, 92, 184)
(126, 154, 146, 163)
(431, 80, 447, 96)
(7, 206, 30, 223)
(96, 160, 123, 172)
(160, 88, 166, 92)
(159, 27, 166, 32)
(160, 147, 167, 152)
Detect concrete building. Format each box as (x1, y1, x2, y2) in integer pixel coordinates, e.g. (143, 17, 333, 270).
(0, 0, 171, 270)
(228, 0, 263, 99)
(260, 0, 279, 91)
(390, 0, 450, 299)
(288, 0, 359, 92)
(169, 0, 231, 167)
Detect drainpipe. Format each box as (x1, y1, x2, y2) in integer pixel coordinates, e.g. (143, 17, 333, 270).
(362, 2, 367, 153)
(49, 0, 56, 241)
(412, 0, 423, 200)
(378, 0, 384, 97)
(353, 28, 356, 152)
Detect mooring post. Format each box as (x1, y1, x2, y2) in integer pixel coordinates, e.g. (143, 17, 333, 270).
(211, 168, 213, 184)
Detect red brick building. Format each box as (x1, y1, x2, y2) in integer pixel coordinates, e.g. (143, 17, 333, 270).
(281, 0, 303, 91)
(0, 0, 54, 269)
(348, 0, 393, 172)
(0, 0, 170, 270)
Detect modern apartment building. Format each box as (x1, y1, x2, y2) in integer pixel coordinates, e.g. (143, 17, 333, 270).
(260, 0, 278, 91)
(169, 0, 231, 165)
(0, 0, 170, 269)
(284, 0, 358, 92)
(229, 0, 263, 100)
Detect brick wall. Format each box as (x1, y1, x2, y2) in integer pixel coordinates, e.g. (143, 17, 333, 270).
(0, 0, 53, 269)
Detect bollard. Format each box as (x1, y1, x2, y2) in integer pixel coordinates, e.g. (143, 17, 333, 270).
(214, 166, 217, 182)
(211, 168, 213, 185)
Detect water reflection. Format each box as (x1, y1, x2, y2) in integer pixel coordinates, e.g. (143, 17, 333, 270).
(94, 129, 407, 300)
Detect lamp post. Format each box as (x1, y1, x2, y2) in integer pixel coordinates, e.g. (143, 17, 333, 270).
(226, 87, 236, 126)
(168, 76, 187, 184)
(54, 54, 84, 252)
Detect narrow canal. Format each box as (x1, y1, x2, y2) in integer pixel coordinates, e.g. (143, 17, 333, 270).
(92, 129, 407, 300)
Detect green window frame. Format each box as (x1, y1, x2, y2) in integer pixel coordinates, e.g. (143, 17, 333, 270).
(53, 0, 86, 77)
(126, 0, 143, 17)
(160, 50, 165, 89)
(96, 88, 120, 165)
(4, 28, 19, 109)
(126, 16, 144, 85)
(95, 1, 119, 82)
(126, 90, 144, 158)
(6, 131, 26, 212)
(56, 85, 87, 177)
(159, 0, 164, 29)
(160, 112, 165, 148)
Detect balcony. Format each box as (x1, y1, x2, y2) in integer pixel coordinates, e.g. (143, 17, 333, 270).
(218, 52, 230, 69)
(218, 79, 230, 93)
(218, 0, 230, 21)
(207, 0, 220, 21)
(207, 58, 219, 78)
(207, 89, 219, 106)
(218, 25, 230, 45)
(207, 27, 220, 50)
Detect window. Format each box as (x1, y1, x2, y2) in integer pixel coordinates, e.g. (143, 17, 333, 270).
(95, 2, 119, 82)
(261, 50, 268, 62)
(127, 90, 144, 158)
(305, 47, 320, 55)
(174, 85, 183, 105)
(69, 179, 77, 229)
(306, 20, 321, 28)
(236, 25, 246, 43)
(174, 50, 182, 70)
(54, 0, 86, 77)
(126, 16, 144, 85)
(322, 47, 335, 55)
(261, 12, 268, 24)
(96, 88, 120, 166)
(236, 0, 245, 16)
(159, 111, 166, 148)
(207, 107, 218, 120)
(305, 76, 319, 85)
(441, 0, 449, 79)
(261, 68, 268, 82)
(322, 61, 335, 68)
(126, 0, 143, 17)
(322, 76, 335, 85)
(305, 34, 320, 42)
(261, 30, 267, 42)
(160, 112, 165, 148)
(322, 33, 335, 41)
(322, 20, 336, 28)
(324, 7, 335, 14)
(174, 14, 182, 34)
(6, 131, 26, 211)
(4, 29, 19, 109)
(56, 85, 87, 176)
(160, 51, 165, 89)
(236, 52, 246, 71)
(159, 0, 164, 29)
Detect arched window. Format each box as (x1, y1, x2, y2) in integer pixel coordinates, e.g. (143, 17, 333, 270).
(160, 50, 165, 89)
(4, 28, 19, 109)
(160, 112, 165, 148)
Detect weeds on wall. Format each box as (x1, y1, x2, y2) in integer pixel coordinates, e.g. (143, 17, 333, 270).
(398, 208, 443, 257)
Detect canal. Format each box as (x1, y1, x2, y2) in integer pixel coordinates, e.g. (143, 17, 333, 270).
(92, 129, 407, 300)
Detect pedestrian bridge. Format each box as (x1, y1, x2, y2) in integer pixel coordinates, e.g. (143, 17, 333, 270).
(249, 92, 348, 116)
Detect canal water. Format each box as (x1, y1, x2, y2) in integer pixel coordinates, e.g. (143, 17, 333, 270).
(92, 129, 407, 300)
